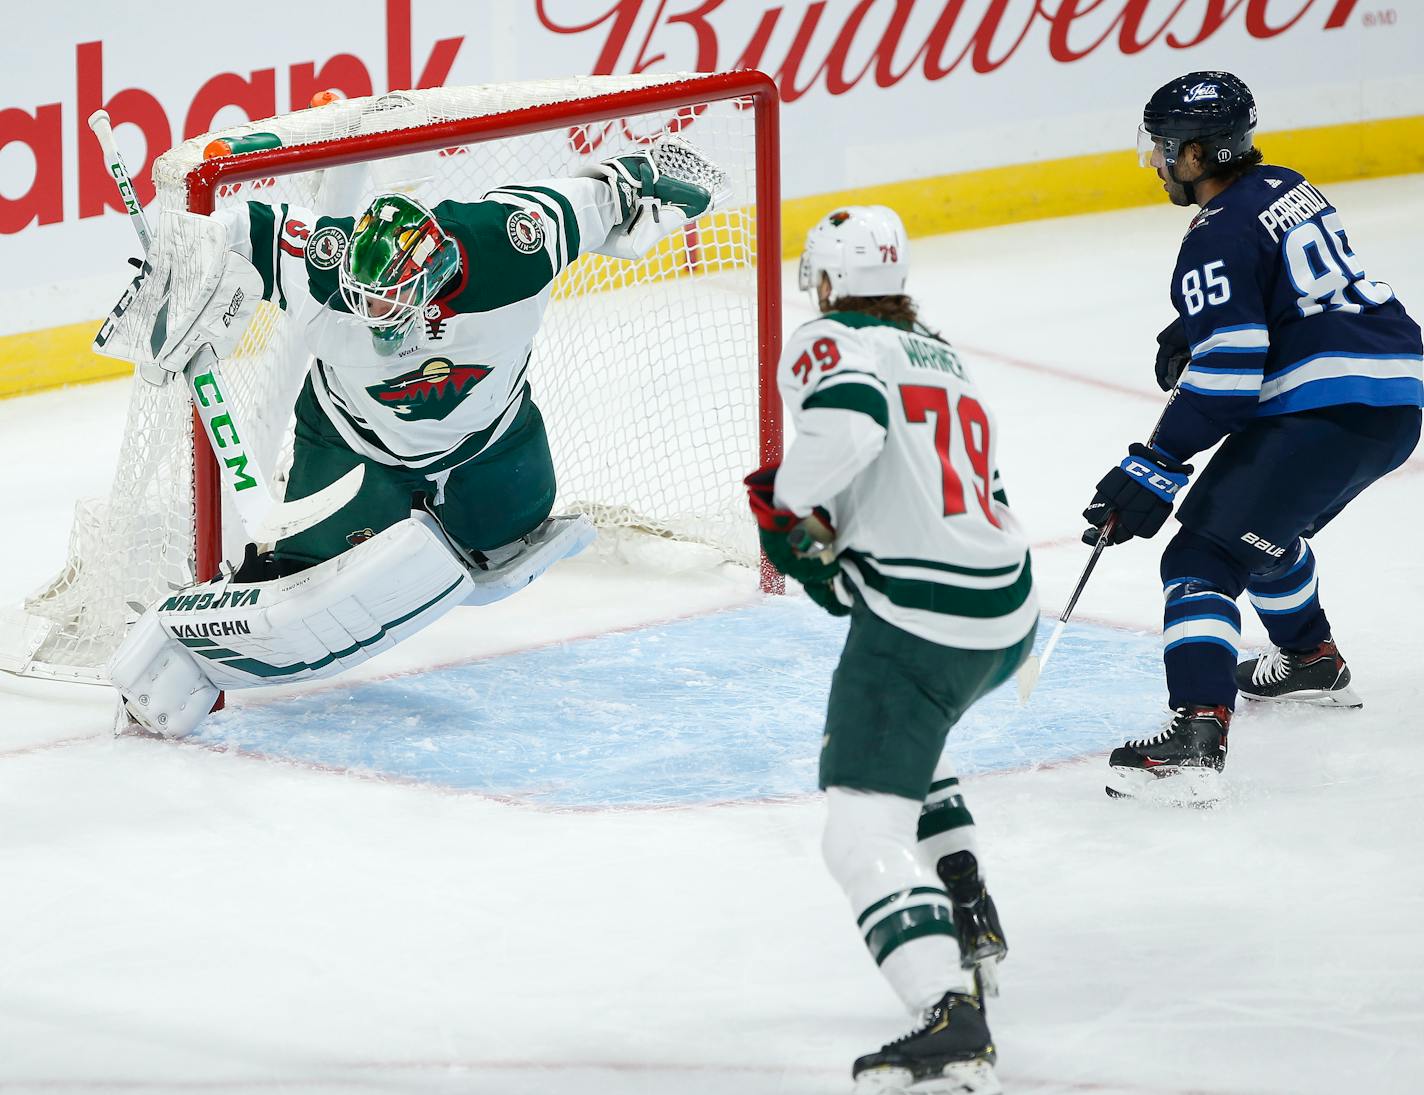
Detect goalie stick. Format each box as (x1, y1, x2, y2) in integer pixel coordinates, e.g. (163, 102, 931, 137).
(1017, 385, 1182, 703)
(87, 109, 363, 545)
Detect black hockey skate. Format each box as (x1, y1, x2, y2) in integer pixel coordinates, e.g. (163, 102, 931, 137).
(852, 992, 1001, 1095)
(1105, 704, 1229, 803)
(1236, 638, 1362, 708)
(936, 851, 1007, 999)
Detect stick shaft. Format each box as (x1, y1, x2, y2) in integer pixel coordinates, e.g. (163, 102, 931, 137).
(87, 110, 154, 253)
(1038, 386, 1183, 671)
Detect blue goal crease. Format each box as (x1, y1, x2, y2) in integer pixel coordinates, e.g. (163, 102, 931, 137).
(193, 601, 1166, 807)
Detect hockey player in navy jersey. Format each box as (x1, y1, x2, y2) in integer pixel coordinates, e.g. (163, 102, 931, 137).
(1082, 72, 1423, 799)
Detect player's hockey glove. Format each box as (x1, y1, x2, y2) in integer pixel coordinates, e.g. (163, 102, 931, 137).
(745, 463, 841, 585)
(1082, 443, 1192, 545)
(1155, 316, 1191, 392)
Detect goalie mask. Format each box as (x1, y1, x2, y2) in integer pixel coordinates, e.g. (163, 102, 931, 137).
(340, 193, 460, 352)
(798, 206, 909, 305)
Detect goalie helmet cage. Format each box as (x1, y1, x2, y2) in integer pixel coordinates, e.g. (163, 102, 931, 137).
(0, 70, 783, 686)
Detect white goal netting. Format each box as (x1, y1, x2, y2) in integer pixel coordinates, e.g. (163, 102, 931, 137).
(0, 74, 773, 684)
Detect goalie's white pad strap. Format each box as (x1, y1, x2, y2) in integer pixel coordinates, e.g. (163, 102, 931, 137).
(94, 209, 262, 376)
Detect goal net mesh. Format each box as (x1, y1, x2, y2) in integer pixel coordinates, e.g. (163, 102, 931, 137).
(4, 74, 769, 683)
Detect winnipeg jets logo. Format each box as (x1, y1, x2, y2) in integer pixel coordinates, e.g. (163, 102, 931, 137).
(1185, 207, 1222, 238)
(1184, 83, 1220, 102)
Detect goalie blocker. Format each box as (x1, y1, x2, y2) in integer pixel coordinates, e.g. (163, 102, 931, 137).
(95, 209, 263, 385)
(109, 511, 594, 737)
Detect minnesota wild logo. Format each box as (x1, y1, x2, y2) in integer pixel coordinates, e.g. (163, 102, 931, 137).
(368, 357, 491, 421)
(828, 210, 851, 226)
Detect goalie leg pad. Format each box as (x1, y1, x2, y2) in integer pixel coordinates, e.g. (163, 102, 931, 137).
(151, 511, 474, 692)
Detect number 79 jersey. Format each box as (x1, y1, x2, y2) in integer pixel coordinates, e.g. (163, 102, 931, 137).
(776, 311, 1036, 651)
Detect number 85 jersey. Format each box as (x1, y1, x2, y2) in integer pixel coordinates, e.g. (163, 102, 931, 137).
(1153, 164, 1423, 462)
(773, 311, 1037, 650)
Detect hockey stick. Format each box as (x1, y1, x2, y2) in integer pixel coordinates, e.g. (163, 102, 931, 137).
(1017, 386, 1181, 703)
(88, 109, 363, 545)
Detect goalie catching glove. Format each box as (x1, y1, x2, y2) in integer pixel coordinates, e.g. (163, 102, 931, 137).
(745, 463, 849, 617)
(581, 135, 731, 259)
(93, 209, 263, 385)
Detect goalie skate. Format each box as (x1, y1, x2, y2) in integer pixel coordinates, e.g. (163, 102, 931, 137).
(460, 515, 595, 606)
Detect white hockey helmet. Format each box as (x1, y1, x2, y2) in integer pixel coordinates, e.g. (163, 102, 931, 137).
(798, 205, 910, 303)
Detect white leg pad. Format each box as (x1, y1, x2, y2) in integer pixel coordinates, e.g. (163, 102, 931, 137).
(105, 511, 591, 736)
(162, 512, 473, 690)
(106, 610, 220, 738)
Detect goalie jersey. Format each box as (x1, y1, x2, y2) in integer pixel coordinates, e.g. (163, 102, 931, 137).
(773, 312, 1037, 650)
(214, 178, 625, 471)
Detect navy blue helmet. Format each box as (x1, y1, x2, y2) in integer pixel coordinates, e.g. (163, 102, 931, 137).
(1140, 71, 1257, 171)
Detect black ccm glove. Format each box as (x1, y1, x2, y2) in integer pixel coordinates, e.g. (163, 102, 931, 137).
(1082, 443, 1193, 545)
(1155, 316, 1191, 393)
(745, 463, 850, 616)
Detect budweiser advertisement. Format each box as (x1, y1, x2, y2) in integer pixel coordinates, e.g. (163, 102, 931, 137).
(0, 0, 1416, 318)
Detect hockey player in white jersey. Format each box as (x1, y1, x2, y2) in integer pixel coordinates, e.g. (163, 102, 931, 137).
(103, 137, 726, 737)
(746, 207, 1037, 1095)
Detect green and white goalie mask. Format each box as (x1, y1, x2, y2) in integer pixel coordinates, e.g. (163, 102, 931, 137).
(339, 193, 459, 353)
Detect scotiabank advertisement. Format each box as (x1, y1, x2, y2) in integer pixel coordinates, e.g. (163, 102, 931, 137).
(0, 0, 1417, 331)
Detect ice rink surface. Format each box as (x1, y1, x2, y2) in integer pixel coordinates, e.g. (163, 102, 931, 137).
(3, 175, 1423, 1094)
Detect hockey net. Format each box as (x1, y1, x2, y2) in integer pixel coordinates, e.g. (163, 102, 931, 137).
(0, 72, 781, 685)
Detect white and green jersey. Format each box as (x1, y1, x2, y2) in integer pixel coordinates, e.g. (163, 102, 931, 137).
(774, 311, 1036, 650)
(216, 178, 623, 471)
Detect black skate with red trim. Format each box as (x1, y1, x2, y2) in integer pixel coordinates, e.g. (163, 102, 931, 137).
(1236, 638, 1362, 707)
(1106, 704, 1229, 803)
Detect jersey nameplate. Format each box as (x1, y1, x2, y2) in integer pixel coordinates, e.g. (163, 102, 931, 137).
(899, 334, 966, 380)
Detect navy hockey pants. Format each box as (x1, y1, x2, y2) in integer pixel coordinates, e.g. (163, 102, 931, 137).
(1159, 404, 1420, 709)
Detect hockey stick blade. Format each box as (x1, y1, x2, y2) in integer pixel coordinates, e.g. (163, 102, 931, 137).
(248, 464, 365, 543)
(1016, 619, 1064, 704)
